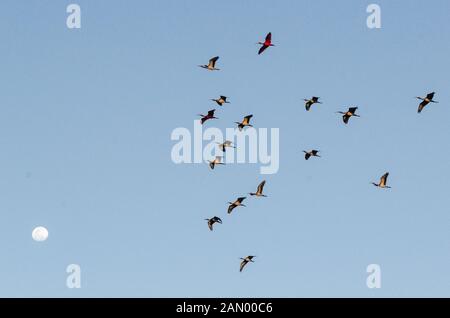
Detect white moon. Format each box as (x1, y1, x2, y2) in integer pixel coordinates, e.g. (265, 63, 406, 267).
(32, 226, 49, 242)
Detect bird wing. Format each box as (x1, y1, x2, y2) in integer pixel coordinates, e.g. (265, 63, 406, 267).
(349, 107, 358, 114)
(209, 56, 219, 68)
(305, 152, 311, 160)
(237, 197, 246, 203)
(243, 115, 253, 124)
(418, 101, 428, 113)
(207, 220, 213, 231)
(257, 180, 266, 193)
(220, 96, 227, 101)
(427, 92, 435, 100)
(228, 204, 236, 214)
(207, 109, 215, 117)
(258, 45, 268, 55)
(265, 32, 272, 42)
(380, 173, 389, 186)
(240, 260, 248, 272)
(343, 114, 350, 124)
(305, 100, 312, 111)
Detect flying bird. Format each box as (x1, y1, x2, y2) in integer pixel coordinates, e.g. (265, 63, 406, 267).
(257, 32, 274, 55)
(199, 56, 220, 71)
(240, 256, 256, 272)
(198, 109, 218, 125)
(249, 180, 267, 197)
(235, 115, 253, 131)
(217, 140, 235, 152)
(205, 216, 222, 231)
(416, 92, 438, 113)
(372, 172, 391, 189)
(304, 96, 322, 111)
(337, 107, 360, 124)
(212, 96, 230, 106)
(208, 156, 224, 170)
(228, 197, 246, 214)
(303, 150, 320, 160)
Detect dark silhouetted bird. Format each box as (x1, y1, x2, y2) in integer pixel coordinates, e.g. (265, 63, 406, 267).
(198, 109, 218, 125)
(337, 107, 360, 124)
(205, 216, 222, 231)
(228, 197, 246, 214)
(257, 32, 274, 55)
(372, 172, 391, 189)
(240, 256, 256, 272)
(303, 150, 320, 160)
(199, 56, 220, 71)
(304, 96, 322, 111)
(416, 92, 438, 113)
(235, 115, 253, 131)
(249, 180, 267, 197)
(212, 96, 230, 106)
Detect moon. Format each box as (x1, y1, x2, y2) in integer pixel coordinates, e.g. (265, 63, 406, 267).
(32, 226, 49, 242)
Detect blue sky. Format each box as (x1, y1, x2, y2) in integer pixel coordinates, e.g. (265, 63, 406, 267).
(0, 0, 449, 297)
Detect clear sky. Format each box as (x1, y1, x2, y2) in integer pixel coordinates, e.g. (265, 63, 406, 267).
(0, 0, 449, 297)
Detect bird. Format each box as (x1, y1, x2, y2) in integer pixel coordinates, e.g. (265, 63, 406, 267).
(240, 256, 256, 272)
(227, 197, 246, 214)
(304, 96, 322, 111)
(235, 115, 253, 131)
(198, 109, 218, 125)
(416, 92, 438, 113)
(336, 107, 360, 124)
(303, 150, 320, 160)
(217, 140, 235, 152)
(249, 180, 267, 197)
(257, 32, 274, 55)
(205, 216, 222, 231)
(372, 172, 391, 189)
(208, 156, 224, 170)
(199, 56, 220, 71)
(212, 96, 230, 106)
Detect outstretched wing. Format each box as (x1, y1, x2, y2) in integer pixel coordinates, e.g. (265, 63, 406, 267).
(258, 45, 268, 55)
(343, 114, 350, 124)
(209, 56, 219, 68)
(380, 172, 389, 187)
(305, 100, 313, 111)
(349, 107, 358, 114)
(418, 100, 428, 113)
(257, 180, 266, 193)
(240, 260, 247, 272)
(243, 115, 253, 125)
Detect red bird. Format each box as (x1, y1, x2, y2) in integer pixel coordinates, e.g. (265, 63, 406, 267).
(257, 32, 275, 55)
(198, 109, 218, 125)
